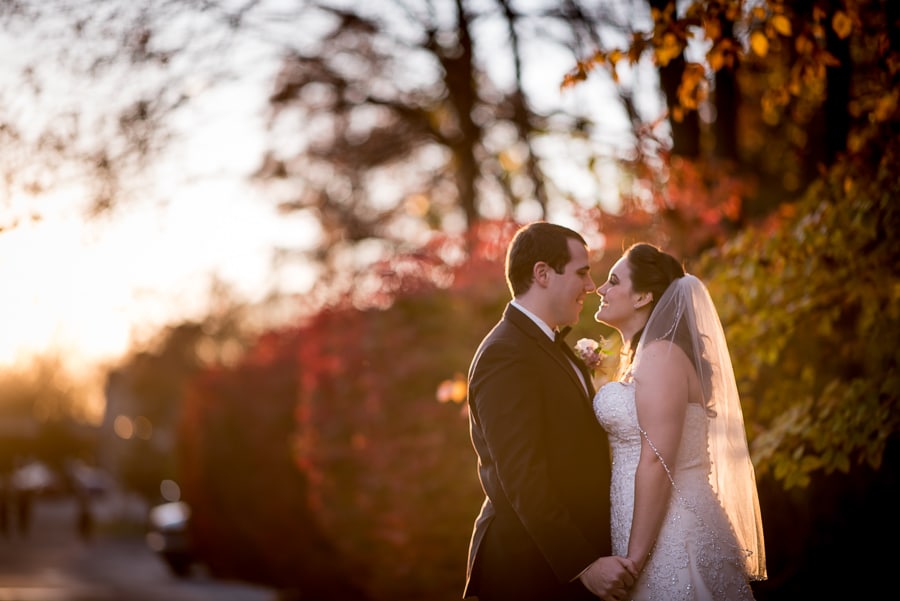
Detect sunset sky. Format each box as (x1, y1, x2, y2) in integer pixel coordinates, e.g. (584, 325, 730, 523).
(0, 1, 650, 377)
(0, 12, 311, 370)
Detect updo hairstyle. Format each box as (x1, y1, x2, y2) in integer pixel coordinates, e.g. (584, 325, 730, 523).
(624, 242, 686, 314)
(621, 243, 686, 365)
(624, 243, 714, 406)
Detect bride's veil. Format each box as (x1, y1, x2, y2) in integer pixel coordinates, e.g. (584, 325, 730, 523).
(631, 274, 767, 580)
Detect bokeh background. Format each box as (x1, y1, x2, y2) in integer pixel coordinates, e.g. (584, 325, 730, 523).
(0, 1, 897, 599)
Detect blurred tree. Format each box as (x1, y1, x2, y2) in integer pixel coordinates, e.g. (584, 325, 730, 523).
(245, 0, 657, 290)
(0, 0, 662, 292)
(567, 0, 900, 479)
(178, 221, 513, 600)
(177, 213, 898, 599)
(180, 328, 368, 600)
(697, 136, 900, 598)
(0, 356, 96, 474)
(0, 0, 193, 223)
(563, 0, 897, 234)
(702, 136, 900, 489)
(564, 4, 900, 595)
(102, 286, 255, 501)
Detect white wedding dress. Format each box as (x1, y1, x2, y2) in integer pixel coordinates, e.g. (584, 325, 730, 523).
(593, 380, 756, 601)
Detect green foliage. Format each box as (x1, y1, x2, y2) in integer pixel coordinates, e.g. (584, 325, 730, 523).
(698, 136, 900, 488)
(564, 0, 900, 495)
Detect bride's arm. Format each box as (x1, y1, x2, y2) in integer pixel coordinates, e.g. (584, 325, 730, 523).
(627, 340, 690, 572)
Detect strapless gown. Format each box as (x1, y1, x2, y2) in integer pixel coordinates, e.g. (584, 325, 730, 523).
(593, 381, 756, 601)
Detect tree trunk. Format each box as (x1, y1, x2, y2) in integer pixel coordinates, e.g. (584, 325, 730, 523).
(713, 16, 739, 162)
(822, 4, 851, 168)
(442, 0, 481, 228)
(650, 0, 700, 158)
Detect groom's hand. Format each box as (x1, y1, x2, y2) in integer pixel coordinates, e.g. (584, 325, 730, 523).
(578, 556, 638, 601)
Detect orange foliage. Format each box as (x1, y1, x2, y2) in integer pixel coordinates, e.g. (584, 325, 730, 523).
(579, 156, 753, 264)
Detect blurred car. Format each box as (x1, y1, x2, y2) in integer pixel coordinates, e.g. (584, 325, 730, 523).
(10, 460, 63, 496)
(66, 460, 114, 498)
(146, 501, 194, 577)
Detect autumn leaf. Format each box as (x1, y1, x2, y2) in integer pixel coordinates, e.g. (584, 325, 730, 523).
(608, 48, 623, 66)
(818, 50, 841, 68)
(703, 17, 722, 42)
(436, 373, 467, 403)
(655, 31, 682, 66)
(708, 37, 737, 72)
(561, 67, 588, 89)
(832, 11, 853, 39)
(794, 35, 814, 56)
(842, 175, 855, 194)
(887, 53, 900, 76)
(750, 30, 769, 57)
(811, 22, 825, 40)
(873, 91, 898, 122)
(678, 63, 707, 109)
(562, 53, 607, 89)
(708, 47, 725, 71)
(629, 32, 648, 64)
(770, 14, 792, 36)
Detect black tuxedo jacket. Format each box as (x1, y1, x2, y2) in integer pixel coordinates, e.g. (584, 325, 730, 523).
(463, 304, 612, 600)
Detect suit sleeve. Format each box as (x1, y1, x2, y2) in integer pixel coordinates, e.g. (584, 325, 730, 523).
(470, 337, 602, 582)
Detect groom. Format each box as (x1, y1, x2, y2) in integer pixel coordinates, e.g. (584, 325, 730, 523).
(463, 222, 636, 601)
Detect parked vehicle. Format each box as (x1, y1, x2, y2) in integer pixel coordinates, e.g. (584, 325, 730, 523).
(66, 460, 114, 498)
(146, 501, 194, 577)
(11, 460, 62, 496)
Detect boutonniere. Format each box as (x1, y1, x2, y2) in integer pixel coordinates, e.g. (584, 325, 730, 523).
(574, 336, 613, 382)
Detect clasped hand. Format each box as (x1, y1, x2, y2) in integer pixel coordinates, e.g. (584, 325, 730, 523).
(578, 555, 638, 601)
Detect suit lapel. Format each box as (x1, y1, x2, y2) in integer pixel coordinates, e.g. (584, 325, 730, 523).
(504, 305, 593, 403)
(556, 337, 596, 399)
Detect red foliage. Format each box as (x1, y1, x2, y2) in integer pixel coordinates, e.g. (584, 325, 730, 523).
(176, 209, 758, 599)
(178, 226, 511, 600)
(578, 157, 754, 268)
(179, 329, 368, 598)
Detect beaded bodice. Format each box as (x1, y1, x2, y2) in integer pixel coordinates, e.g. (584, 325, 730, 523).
(593, 381, 755, 601)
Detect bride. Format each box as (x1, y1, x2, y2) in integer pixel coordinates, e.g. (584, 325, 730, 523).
(592, 243, 767, 600)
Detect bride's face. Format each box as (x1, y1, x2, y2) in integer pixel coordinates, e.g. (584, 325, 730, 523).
(594, 257, 639, 328)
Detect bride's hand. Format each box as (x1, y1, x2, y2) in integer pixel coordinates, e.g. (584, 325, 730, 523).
(626, 551, 649, 575)
(578, 556, 638, 601)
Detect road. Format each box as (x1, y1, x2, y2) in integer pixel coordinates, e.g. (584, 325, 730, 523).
(0, 495, 279, 601)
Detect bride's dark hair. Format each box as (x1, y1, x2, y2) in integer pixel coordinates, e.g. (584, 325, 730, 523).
(623, 242, 685, 349)
(621, 243, 713, 405)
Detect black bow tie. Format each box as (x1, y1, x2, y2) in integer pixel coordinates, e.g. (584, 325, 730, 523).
(554, 326, 572, 344)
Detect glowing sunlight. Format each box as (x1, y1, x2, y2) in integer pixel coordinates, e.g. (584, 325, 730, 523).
(0, 214, 132, 367)
(0, 183, 313, 371)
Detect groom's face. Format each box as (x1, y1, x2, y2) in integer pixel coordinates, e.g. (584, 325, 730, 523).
(546, 239, 595, 328)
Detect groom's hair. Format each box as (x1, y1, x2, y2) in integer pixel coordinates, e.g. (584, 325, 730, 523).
(506, 221, 587, 297)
